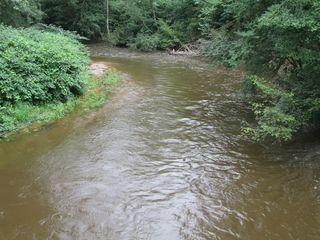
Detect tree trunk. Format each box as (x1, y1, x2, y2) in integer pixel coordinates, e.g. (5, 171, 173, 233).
(106, 0, 110, 37)
(151, 0, 156, 22)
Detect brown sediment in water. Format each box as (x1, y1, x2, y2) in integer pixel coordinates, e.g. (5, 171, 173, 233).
(1, 46, 320, 240)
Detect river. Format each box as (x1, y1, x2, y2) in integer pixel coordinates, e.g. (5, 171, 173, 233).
(0, 45, 320, 240)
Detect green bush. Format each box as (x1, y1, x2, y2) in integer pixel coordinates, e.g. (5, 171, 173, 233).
(129, 33, 160, 52)
(0, 25, 89, 106)
(0, 71, 121, 136)
(199, 0, 320, 142)
(157, 20, 182, 50)
(0, 0, 42, 27)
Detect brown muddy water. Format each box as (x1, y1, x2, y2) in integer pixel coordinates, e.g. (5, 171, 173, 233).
(0, 45, 320, 240)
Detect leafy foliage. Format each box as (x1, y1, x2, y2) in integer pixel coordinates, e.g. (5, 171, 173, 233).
(1, 0, 320, 142)
(174, 0, 320, 141)
(41, 0, 107, 39)
(0, 0, 42, 26)
(128, 34, 160, 52)
(41, 0, 200, 50)
(0, 25, 89, 106)
(0, 71, 121, 137)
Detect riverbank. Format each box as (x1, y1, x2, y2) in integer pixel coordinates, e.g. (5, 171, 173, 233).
(0, 62, 121, 141)
(2, 47, 319, 240)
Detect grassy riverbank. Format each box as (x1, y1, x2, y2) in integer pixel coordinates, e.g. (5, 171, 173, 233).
(0, 69, 121, 141)
(0, 25, 122, 141)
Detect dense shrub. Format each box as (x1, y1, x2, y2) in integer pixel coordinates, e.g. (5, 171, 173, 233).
(199, 0, 320, 142)
(41, 0, 106, 40)
(0, 0, 42, 27)
(129, 34, 160, 52)
(157, 20, 182, 50)
(41, 0, 200, 50)
(2, 0, 320, 142)
(0, 25, 89, 106)
(0, 71, 121, 135)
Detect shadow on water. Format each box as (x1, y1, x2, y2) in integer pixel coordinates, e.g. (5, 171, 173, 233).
(0, 44, 320, 240)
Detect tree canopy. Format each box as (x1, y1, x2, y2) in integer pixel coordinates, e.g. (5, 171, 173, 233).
(0, 0, 42, 27)
(1, 0, 319, 142)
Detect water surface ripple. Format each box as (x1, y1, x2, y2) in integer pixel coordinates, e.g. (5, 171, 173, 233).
(0, 45, 320, 240)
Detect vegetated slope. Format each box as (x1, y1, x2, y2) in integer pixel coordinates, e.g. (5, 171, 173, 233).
(0, 25, 89, 136)
(2, 0, 320, 142)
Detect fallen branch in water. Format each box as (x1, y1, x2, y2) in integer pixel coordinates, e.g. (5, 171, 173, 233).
(169, 43, 201, 56)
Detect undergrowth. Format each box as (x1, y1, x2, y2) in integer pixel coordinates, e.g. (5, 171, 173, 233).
(0, 71, 121, 140)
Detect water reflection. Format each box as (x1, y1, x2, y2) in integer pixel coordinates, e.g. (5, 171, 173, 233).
(0, 45, 319, 239)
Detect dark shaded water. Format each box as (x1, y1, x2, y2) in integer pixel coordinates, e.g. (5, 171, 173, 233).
(1, 45, 320, 240)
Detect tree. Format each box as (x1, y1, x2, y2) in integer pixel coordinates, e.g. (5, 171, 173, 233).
(41, 0, 106, 39)
(106, 0, 110, 37)
(0, 0, 42, 26)
(2, 0, 319, 142)
(201, 0, 320, 141)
